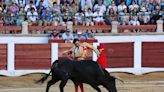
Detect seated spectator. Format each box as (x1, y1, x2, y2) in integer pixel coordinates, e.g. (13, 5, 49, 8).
(50, 31, 60, 40)
(105, 8, 116, 25)
(70, 1, 79, 14)
(85, 31, 95, 39)
(138, 7, 150, 25)
(50, 1, 61, 14)
(128, 0, 139, 12)
(15, 0, 26, 7)
(3, 9, 15, 26)
(140, 0, 154, 12)
(107, 1, 117, 14)
(40, 8, 52, 26)
(93, 0, 106, 14)
(36, 0, 48, 8)
(93, 8, 105, 25)
(16, 7, 26, 26)
(117, 1, 127, 13)
(36, 0, 46, 15)
(81, 0, 93, 12)
(9, 2, 19, 15)
(61, 30, 74, 41)
(74, 10, 85, 25)
(84, 8, 94, 26)
(24, 0, 37, 12)
(119, 8, 129, 25)
(74, 31, 86, 39)
(27, 7, 38, 25)
(104, 0, 112, 6)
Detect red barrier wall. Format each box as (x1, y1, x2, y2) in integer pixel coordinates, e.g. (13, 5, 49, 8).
(0, 44, 7, 70)
(142, 42, 164, 67)
(104, 43, 134, 68)
(15, 44, 51, 69)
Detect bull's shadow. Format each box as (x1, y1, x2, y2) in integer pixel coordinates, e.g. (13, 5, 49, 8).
(36, 59, 117, 92)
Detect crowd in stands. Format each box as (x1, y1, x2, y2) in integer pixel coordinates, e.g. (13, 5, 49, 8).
(0, 0, 163, 35)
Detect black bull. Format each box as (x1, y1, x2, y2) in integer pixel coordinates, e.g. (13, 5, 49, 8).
(36, 59, 118, 92)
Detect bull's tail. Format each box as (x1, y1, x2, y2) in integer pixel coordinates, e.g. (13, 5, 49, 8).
(36, 70, 51, 84)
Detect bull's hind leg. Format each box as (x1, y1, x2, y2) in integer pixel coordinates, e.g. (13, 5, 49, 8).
(46, 79, 59, 92)
(90, 84, 101, 92)
(59, 77, 69, 92)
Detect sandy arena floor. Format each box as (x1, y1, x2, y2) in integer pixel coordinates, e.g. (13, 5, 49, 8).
(0, 72, 164, 92)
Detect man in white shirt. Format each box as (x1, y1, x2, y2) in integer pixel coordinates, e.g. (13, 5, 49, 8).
(93, 0, 106, 14)
(27, 7, 38, 25)
(24, 0, 37, 12)
(117, 1, 127, 13)
(93, 8, 105, 25)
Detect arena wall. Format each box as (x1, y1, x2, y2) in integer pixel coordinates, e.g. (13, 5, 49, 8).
(0, 35, 164, 76)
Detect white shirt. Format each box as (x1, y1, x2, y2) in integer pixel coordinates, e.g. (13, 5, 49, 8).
(36, 0, 48, 8)
(94, 4, 106, 14)
(24, 4, 37, 12)
(117, 5, 127, 12)
(93, 12, 104, 22)
(80, 0, 93, 10)
(27, 11, 38, 22)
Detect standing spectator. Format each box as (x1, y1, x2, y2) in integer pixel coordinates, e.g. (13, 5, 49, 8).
(93, 8, 106, 25)
(24, 0, 37, 12)
(74, 10, 85, 26)
(107, 1, 117, 14)
(27, 7, 38, 25)
(84, 8, 94, 26)
(16, 7, 26, 26)
(80, 0, 93, 11)
(93, 0, 106, 14)
(36, 0, 48, 8)
(117, 1, 127, 13)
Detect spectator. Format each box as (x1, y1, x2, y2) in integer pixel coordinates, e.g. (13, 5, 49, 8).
(40, 8, 52, 26)
(50, 1, 61, 14)
(85, 31, 95, 39)
(74, 10, 85, 25)
(139, 7, 150, 25)
(80, 0, 93, 11)
(36, 0, 46, 15)
(141, 0, 154, 12)
(24, 0, 37, 12)
(51, 9, 61, 26)
(27, 7, 38, 25)
(128, 0, 139, 12)
(16, 7, 26, 26)
(48, 0, 60, 7)
(107, 1, 117, 14)
(93, 8, 105, 25)
(84, 8, 94, 26)
(151, 5, 162, 24)
(61, 30, 74, 42)
(119, 8, 129, 25)
(9, 2, 19, 15)
(15, 0, 26, 7)
(93, 0, 106, 13)
(117, 1, 127, 13)
(70, 1, 79, 14)
(50, 31, 60, 40)
(2, 4, 7, 14)
(74, 31, 86, 39)
(104, 0, 112, 7)
(3, 9, 15, 26)
(105, 8, 116, 25)
(36, 0, 48, 8)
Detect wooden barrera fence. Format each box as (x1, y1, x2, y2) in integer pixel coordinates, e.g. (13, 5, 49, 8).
(0, 25, 162, 33)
